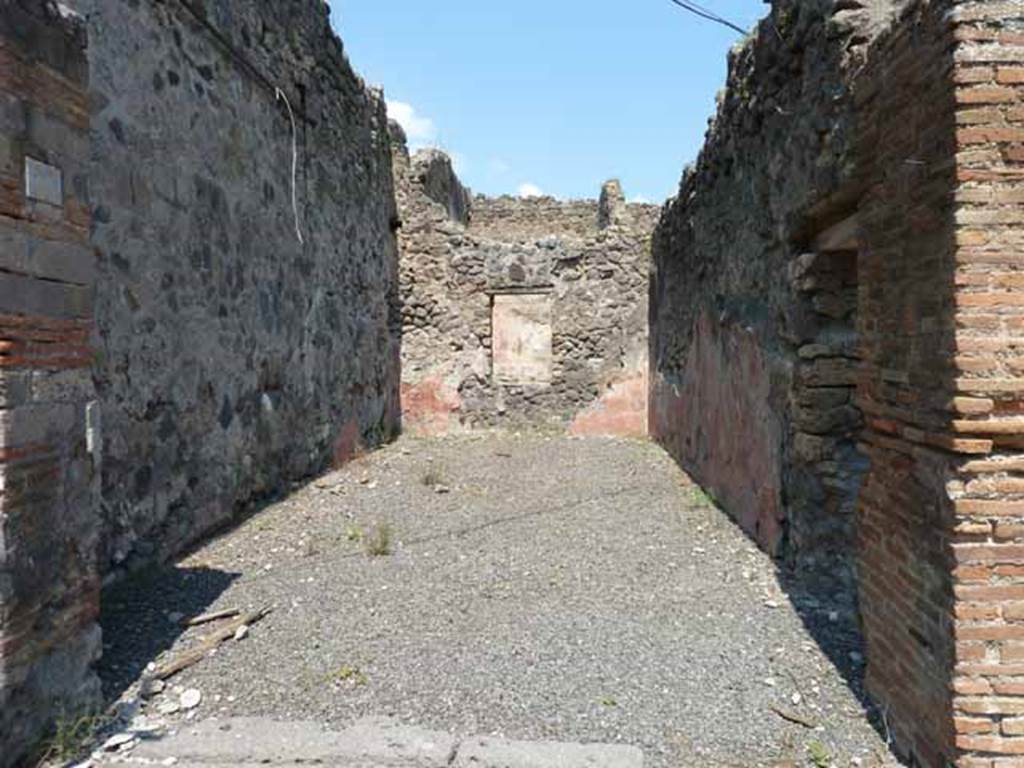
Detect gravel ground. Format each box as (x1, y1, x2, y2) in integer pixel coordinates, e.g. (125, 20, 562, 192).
(99, 434, 899, 768)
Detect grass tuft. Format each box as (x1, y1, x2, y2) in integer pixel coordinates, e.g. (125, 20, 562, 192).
(421, 464, 447, 488)
(688, 486, 715, 507)
(37, 711, 108, 766)
(364, 521, 393, 557)
(329, 665, 369, 687)
(806, 740, 832, 768)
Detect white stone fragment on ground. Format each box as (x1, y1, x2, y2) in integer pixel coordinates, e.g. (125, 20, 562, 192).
(180, 689, 202, 710)
(158, 700, 181, 716)
(764, 599, 779, 609)
(234, 625, 249, 641)
(102, 732, 135, 751)
(434, 484, 451, 494)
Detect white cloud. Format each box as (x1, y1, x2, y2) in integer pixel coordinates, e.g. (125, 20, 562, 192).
(386, 100, 436, 146)
(629, 196, 651, 204)
(517, 183, 543, 198)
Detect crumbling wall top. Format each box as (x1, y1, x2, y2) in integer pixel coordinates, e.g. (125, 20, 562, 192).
(409, 149, 471, 226)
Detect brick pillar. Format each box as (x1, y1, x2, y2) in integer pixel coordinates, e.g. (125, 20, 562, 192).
(0, 2, 100, 765)
(942, 2, 1024, 762)
(855, 0, 1024, 764)
(852, 5, 960, 762)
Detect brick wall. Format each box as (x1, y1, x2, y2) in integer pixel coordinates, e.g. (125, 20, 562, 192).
(853, 1, 959, 762)
(0, 0, 404, 761)
(0, 2, 102, 764)
(942, 2, 1024, 762)
(649, 0, 1024, 763)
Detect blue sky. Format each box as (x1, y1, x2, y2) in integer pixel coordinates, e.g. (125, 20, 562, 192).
(328, 2, 765, 203)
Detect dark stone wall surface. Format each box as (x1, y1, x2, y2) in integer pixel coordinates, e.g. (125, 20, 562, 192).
(650, 0, 910, 581)
(650, 0, 978, 762)
(72, 0, 401, 575)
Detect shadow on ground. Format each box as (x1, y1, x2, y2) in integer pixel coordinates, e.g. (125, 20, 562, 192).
(700, 495, 894, 753)
(92, 435, 895, 767)
(98, 566, 240, 705)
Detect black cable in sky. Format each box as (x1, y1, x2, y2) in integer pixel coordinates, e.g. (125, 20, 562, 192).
(666, 0, 748, 36)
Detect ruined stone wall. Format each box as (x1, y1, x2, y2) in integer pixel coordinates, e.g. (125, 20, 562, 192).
(0, 2, 101, 762)
(470, 192, 660, 243)
(396, 138, 655, 437)
(652, 0, 1024, 763)
(650, 0, 900, 577)
(1, 0, 401, 761)
(75, 0, 401, 574)
(468, 195, 600, 240)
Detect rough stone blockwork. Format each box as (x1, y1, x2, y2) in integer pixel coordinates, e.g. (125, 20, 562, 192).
(394, 134, 658, 437)
(1, 0, 401, 762)
(651, 0, 902, 580)
(652, 0, 1024, 763)
(0, 1, 102, 762)
(74, 0, 402, 573)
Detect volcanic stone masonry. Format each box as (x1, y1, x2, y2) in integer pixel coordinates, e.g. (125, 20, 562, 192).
(7, 0, 1024, 765)
(0, 0, 400, 762)
(392, 133, 659, 437)
(75, 0, 402, 576)
(650, 0, 1024, 763)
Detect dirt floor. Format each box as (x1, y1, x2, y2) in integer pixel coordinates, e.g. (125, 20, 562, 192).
(98, 433, 898, 767)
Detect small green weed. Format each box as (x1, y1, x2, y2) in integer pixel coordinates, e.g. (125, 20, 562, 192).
(806, 740, 831, 768)
(421, 464, 447, 488)
(38, 711, 107, 765)
(329, 665, 369, 686)
(689, 486, 715, 507)
(364, 522, 392, 557)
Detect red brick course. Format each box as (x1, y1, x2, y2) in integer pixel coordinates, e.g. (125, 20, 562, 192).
(0, 3, 100, 765)
(935, 1, 1024, 762)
